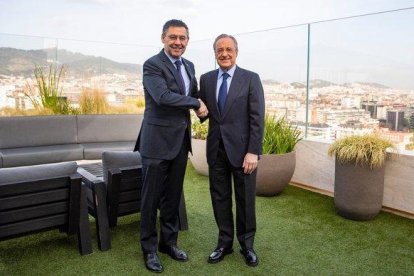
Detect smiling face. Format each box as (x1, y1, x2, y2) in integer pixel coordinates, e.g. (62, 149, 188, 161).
(214, 37, 238, 71)
(161, 26, 189, 58)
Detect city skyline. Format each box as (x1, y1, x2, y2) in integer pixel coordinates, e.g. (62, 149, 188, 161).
(0, 45, 411, 91)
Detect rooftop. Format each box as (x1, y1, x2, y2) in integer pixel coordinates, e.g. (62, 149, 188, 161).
(1, 164, 413, 275)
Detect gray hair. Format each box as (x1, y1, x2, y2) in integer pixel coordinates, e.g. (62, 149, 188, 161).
(213, 34, 238, 52)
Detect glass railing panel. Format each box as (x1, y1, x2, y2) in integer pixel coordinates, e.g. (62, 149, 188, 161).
(309, 9, 414, 150)
(0, 34, 159, 115)
(55, 39, 158, 114)
(0, 34, 56, 114)
(234, 26, 309, 135)
(187, 38, 217, 79)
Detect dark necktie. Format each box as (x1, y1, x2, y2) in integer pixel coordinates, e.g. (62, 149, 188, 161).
(175, 60, 186, 95)
(218, 72, 229, 114)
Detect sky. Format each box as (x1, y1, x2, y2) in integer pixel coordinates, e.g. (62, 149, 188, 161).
(0, 0, 414, 88)
(0, 0, 413, 44)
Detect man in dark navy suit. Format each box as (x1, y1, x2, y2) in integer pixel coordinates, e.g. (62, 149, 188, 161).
(199, 34, 265, 267)
(134, 19, 207, 273)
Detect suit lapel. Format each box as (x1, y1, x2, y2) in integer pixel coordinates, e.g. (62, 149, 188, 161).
(182, 59, 195, 95)
(221, 67, 243, 119)
(159, 50, 186, 95)
(182, 59, 194, 83)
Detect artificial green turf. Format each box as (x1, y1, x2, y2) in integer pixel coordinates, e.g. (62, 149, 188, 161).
(1, 163, 414, 275)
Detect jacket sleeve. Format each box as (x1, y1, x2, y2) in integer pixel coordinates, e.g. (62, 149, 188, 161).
(198, 74, 209, 123)
(247, 73, 265, 155)
(143, 58, 200, 110)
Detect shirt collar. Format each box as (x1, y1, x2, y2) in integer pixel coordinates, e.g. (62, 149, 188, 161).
(164, 49, 182, 65)
(218, 65, 236, 79)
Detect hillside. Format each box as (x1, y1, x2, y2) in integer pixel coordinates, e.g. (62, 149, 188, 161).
(0, 47, 142, 77)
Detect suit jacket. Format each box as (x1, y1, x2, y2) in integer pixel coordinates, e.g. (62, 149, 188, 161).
(134, 50, 199, 160)
(199, 66, 265, 167)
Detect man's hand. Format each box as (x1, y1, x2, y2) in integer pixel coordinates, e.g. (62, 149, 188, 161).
(196, 98, 208, 118)
(242, 153, 258, 174)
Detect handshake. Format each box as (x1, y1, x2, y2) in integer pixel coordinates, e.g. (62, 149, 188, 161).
(196, 98, 209, 118)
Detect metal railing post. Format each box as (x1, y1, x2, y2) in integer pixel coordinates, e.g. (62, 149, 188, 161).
(305, 24, 311, 138)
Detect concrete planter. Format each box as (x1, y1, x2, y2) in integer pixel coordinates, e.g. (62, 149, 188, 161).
(256, 151, 296, 196)
(334, 159, 385, 221)
(189, 138, 208, 176)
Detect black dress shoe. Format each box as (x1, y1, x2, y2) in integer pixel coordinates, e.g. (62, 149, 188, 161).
(208, 247, 234, 263)
(158, 244, 188, 262)
(144, 253, 163, 273)
(240, 249, 259, 267)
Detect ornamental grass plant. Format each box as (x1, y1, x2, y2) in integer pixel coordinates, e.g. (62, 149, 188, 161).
(16, 64, 145, 116)
(24, 64, 73, 114)
(79, 88, 109, 114)
(328, 134, 395, 169)
(262, 115, 302, 154)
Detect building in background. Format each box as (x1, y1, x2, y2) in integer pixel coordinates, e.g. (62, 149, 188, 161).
(361, 101, 385, 119)
(387, 110, 405, 131)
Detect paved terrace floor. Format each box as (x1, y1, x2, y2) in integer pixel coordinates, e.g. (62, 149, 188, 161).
(1, 164, 414, 275)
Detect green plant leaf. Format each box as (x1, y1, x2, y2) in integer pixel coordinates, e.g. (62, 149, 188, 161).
(262, 115, 302, 154)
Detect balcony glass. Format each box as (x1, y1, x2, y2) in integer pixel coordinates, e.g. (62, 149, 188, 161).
(0, 9, 413, 152)
(309, 9, 414, 150)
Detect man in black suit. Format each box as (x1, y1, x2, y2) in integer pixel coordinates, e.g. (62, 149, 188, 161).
(199, 34, 265, 267)
(134, 19, 208, 273)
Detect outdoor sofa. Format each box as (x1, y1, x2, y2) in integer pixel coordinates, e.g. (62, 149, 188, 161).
(0, 114, 143, 168)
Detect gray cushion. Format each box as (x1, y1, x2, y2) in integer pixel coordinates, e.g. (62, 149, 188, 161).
(102, 151, 142, 183)
(0, 115, 78, 149)
(77, 114, 142, 143)
(82, 142, 135, 160)
(0, 161, 77, 184)
(0, 144, 84, 168)
(0, 153, 3, 168)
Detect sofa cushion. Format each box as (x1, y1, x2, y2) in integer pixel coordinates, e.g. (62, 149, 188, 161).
(0, 144, 84, 168)
(77, 114, 142, 143)
(82, 142, 135, 160)
(0, 153, 3, 168)
(0, 161, 77, 184)
(102, 151, 142, 183)
(0, 115, 78, 149)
